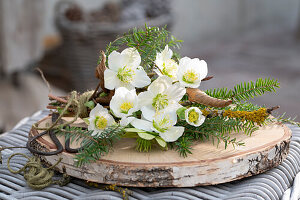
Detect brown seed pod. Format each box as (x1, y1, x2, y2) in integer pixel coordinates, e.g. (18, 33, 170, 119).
(95, 50, 109, 93)
(186, 88, 232, 108)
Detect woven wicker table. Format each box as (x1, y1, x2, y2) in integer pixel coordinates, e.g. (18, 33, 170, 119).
(0, 110, 299, 200)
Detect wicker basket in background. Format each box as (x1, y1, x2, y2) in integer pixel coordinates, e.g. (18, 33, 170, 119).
(53, 0, 173, 92)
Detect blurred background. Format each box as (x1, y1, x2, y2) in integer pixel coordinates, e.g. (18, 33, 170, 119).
(0, 0, 300, 133)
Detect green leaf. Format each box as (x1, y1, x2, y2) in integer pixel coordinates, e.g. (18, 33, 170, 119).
(138, 132, 156, 140)
(82, 118, 90, 125)
(122, 132, 138, 138)
(176, 107, 187, 120)
(155, 137, 167, 148)
(124, 128, 143, 133)
(84, 101, 95, 110)
(99, 92, 108, 97)
(57, 108, 69, 115)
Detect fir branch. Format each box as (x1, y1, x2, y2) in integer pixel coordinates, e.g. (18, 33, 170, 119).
(230, 78, 280, 102)
(173, 135, 193, 157)
(176, 116, 253, 151)
(205, 78, 280, 103)
(233, 102, 261, 111)
(55, 125, 123, 167)
(101, 25, 182, 72)
(55, 126, 98, 144)
(268, 113, 300, 127)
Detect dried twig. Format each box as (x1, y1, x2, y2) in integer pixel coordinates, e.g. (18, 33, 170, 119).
(48, 94, 68, 104)
(36, 68, 52, 94)
(202, 76, 213, 81)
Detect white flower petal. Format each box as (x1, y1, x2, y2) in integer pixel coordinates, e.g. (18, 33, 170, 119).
(141, 105, 156, 121)
(138, 91, 154, 108)
(106, 114, 116, 126)
(110, 87, 138, 118)
(163, 109, 178, 126)
(120, 117, 135, 126)
(119, 82, 135, 90)
(191, 59, 207, 80)
(148, 76, 172, 95)
(185, 107, 206, 127)
(88, 117, 96, 131)
(177, 57, 204, 88)
(89, 104, 108, 117)
(199, 60, 208, 80)
(179, 56, 192, 67)
(131, 68, 151, 88)
(165, 82, 186, 102)
(104, 69, 118, 90)
(91, 129, 102, 136)
(178, 79, 201, 88)
(159, 126, 184, 142)
(108, 51, 123, 71)
(131, 118, 153, 132)
(163, 45, 173, 59)
(121, 48, 141, 68)
(194, 114, 206, 126)
(156, 45, 173, 64)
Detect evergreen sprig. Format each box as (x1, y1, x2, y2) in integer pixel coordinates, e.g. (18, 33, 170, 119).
(173, 116, 255, 156)
(55, 125, 124, 167)
(173, 135, 193, 157)
(101, 25, 182, 72)
(268, 113, 300, 127)
(205, 77, 280, 103)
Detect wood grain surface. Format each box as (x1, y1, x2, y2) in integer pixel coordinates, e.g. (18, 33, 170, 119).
(29, 116, 291, 187)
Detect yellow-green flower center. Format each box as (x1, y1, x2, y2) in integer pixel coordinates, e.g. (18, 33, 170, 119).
(152, 93, 168, 110)
(94, 116, 108, 129)
(161, 60, 177, 78)
(182, 70, 199, 84)
(188, 110, 199, 123)
(120, 102, 133, 114)
(153, 116, 171, 133)
(117, 66, 135, 83)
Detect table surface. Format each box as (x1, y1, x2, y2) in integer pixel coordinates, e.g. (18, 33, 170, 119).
(0, 110, 300, 200)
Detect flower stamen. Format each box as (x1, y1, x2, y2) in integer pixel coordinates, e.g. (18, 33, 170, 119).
(94, 116, 108, 129)
(161, 60, 178, 79)
(117, 66, 135, 83)
(153, 115, 172, 133)
(120, 102, 134, 114)
(182, 70, 199, 84)
(188, 110, 199, 123)
(152, 93, 169, 110)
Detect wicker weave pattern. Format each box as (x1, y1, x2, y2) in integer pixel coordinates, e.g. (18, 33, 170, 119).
(0, 110, 299, 200)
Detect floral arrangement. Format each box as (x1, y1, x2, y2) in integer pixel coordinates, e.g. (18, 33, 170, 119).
(41, 25, 297, 167)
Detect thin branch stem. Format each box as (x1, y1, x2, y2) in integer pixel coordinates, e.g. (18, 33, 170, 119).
(48, 94, 68, 104)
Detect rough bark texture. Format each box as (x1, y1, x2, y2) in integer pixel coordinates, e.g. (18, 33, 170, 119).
(29, 117, 291, 187)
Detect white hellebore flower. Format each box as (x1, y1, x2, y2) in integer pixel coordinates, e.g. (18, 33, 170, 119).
(104, 47, 151, 90)
(185, 107, 206, 127)
(138, 76, 186, 121)
(110, 87, 139, 118)
(131, 110, 184, 142)
(88, 104, 115, 136)
(154, 45, 179, 81)
(177, 57, 208, 88)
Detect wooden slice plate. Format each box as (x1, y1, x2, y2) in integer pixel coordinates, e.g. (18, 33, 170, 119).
(29, 116, 291, 187)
